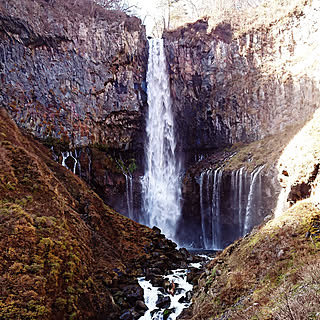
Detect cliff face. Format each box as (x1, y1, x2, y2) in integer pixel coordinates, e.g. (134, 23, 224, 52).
(164, 0, 320, 157)
(0, 0, 148, 218)
(0, 0, 147, 150)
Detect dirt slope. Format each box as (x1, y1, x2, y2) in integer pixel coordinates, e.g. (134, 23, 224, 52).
(0, 108, 155, 319)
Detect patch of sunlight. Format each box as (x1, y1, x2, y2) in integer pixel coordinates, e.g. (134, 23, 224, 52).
(275, 108, 320, 217)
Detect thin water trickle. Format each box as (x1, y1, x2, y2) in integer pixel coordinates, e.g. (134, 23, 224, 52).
(141, 39, 181, 240)
(243, 165, 264, 235)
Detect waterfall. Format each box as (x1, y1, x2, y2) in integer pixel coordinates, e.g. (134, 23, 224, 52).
(199, 168, 222, 250)
(198, 164, 265, 248)
(141, 39, 181, 240)
(61, 150, 80, 175)
(238, 167, 245, 236)
(125, 173, 134, 220)
(199, 171, 207, 248)
(243, 165, 264, 235)
(212, 168, 222, 249)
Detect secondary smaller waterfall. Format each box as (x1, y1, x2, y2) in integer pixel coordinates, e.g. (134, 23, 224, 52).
(125, 173, 134, 220)
(198, 165, 265, 249)
(116, 159, 135, 220)
(212, 168, 223, 249)
(142, 39, 181, 240)
(243, 165, 264, 235)
(199, 168, 223, 250)
(61, 150, 81, 175)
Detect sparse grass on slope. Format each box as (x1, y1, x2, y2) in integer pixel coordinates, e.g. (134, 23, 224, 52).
(0, 108, 154, 319)
(186, 199, 320, 320)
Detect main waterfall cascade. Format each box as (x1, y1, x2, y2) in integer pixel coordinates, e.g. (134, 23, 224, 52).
(141, 39, 181, 240)
(199, 166, 265, 249)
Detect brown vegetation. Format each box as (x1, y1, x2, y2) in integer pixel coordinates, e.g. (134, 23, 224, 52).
(0, 108, 154, 319)
(183, 200, 320, 319)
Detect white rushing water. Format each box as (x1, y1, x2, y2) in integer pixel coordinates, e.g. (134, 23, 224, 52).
(141, 39, 181, 240)
(125, 173, 134, 220)
(138, 269, 193, 320)
(212, 168, 222, 249)
(243, 165, 264, 235)
(61, 150, 80, 174)
(199, 168, 223, 250)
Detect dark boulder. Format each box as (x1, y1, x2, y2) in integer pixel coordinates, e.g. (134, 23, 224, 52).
(156, 295, 171, 309)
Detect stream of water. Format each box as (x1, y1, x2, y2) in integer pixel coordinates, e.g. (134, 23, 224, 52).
(138, 269, 193, 320)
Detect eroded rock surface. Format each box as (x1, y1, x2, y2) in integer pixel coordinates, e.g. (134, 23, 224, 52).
(164, 1, 320, 161)
(0, 0, 148, 150)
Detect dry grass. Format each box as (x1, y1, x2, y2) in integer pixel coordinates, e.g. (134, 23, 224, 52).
(224, 123, 303, 173)
(0, 108, 154, 319)
(186, 199, 320, 320)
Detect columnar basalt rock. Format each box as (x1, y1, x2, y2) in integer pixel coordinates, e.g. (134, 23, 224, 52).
(163, 1, 320, 160)
(162, 1, 320, 247)
(0, 0, 148, 217)
(0, 0, 148, 150)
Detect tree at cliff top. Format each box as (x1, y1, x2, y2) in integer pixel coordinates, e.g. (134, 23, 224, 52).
(95, 0, 136, 12)
(145, 0, 306, 36)
(147, 0, 264, 35)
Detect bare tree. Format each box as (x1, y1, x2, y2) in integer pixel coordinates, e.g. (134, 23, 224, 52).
(94, 0, 136, 12)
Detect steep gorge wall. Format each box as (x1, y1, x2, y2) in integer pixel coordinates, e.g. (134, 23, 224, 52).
(0, 0, 148, 217)
(164, 0, 320, 247)
(0, 0, 148, 151)
(164, 0, 320, 158)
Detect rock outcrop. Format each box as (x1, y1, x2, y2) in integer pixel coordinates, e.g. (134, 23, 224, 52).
(0, 0, 148, 218)
(162, 0, 320, 246)
(0, 0, 148, 150)
(164, 0, 320, 160)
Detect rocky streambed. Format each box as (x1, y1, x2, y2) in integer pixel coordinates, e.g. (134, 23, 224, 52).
(113, 227, 211, 320)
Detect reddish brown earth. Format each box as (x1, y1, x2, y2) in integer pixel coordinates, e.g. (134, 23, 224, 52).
(0, 108, 159, 319)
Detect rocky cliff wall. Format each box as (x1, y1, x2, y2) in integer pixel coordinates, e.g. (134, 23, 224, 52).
(163, 0, 320, 247)
(0, 0, 148, 217)
(164, 0, 320, 159)
(0, 0, 148, 150)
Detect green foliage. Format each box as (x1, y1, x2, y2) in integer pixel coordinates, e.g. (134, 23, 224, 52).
(128, 158, 137, 173)
(206, 268, 217, 286)
(163, 308, 174, 320)
(43, 137, 69, 153)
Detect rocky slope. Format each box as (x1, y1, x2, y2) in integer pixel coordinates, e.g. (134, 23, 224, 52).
(180, 199, 320, 320)
(0, 108, 193, 319)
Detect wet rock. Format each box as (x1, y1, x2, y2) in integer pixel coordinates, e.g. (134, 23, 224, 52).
(187, 268, 202, 285)
(156, 295, 171, 309)
(135, 300, 148, 311)
(152, 226, 162, 235)
(120, 310, 134, 320)
(146, 267, 162, 276)
(178, 290, 192, 303)
(122, 285, 144, 305)
(179, 247, 190, 258)
(146, 275, 164, 287)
